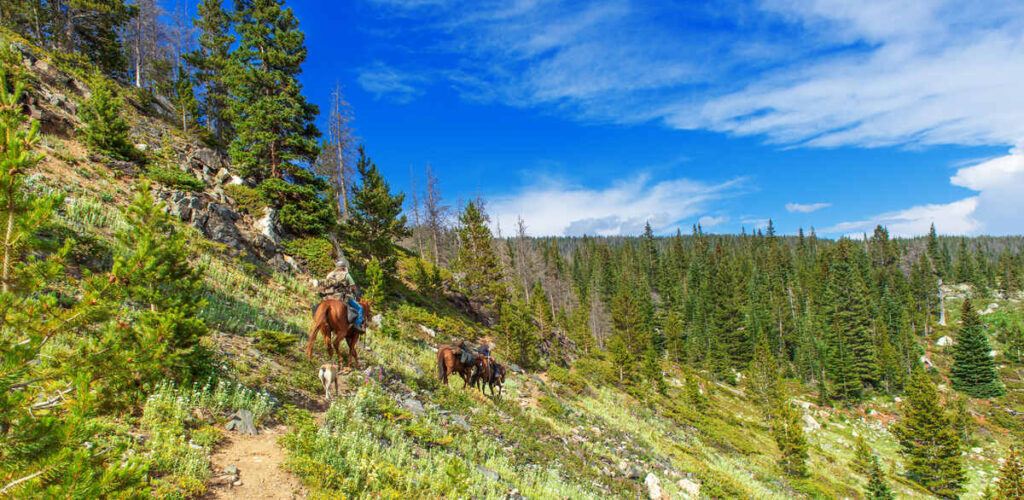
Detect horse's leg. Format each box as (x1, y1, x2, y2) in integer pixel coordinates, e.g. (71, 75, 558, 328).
(347, 334, 359, 369)
(332, 330, 344, 367)
(322, 330, 333, 363)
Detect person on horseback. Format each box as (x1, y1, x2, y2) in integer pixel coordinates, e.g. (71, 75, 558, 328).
(477, 337, 497, 378)
(319, 259, 364, 331)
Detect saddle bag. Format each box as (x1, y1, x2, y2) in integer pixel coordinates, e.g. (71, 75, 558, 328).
(460, 348, 475, 365)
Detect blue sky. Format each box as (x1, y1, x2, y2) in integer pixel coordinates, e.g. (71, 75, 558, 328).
(176, 0, 1024, 237)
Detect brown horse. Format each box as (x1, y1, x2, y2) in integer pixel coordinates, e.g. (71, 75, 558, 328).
(471, 359, 506, 396)
(485, 363, 506, 396)
(437, 343, 478, 387)
(305, 299, 372, 367)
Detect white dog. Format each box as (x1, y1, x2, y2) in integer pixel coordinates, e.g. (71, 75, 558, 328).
(318, 363, 339, 399)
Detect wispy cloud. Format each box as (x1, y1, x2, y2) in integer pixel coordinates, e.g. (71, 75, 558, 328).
(740, 218, 771, 231)
(366, 0, 1024, 148)
(356, 61, 426, 103)
(785, 202, 830, 213)
(488, 174, 746, 236)
(366, 0, 1024, 235)
(826, 147, 1024, 236)
(698, 215, 729, 228)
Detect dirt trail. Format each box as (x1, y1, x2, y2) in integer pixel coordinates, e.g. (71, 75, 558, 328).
(206, 423, 307, 500)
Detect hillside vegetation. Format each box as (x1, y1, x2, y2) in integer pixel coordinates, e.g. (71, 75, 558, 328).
(2, 6, 1024, 500)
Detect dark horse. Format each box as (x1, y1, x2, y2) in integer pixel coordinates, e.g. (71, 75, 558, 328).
(472, 359, 506, 396)
(305, 299, 372, 367)
(437, 343, 479, 387)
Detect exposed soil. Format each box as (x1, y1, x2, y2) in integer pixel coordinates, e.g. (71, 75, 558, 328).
(206, 423, 307, 500)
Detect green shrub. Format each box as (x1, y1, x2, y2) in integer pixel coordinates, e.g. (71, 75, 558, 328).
(284, 236, 335, 276)
(255, 329, 297, 355)
(80, 74, 133, 160)
(573, 356, 619, 386)
(224, 183, 266, 215)
(148, 166, 204, 191)
(548, 365, 591, 396)
(538, 394, 566, 418)
(258, 177, 333, 235)
(365, 257, 386, 304)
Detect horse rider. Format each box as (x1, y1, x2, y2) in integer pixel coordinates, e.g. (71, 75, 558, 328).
(477, 337, 497, 378)
(317, 259, 365, 332)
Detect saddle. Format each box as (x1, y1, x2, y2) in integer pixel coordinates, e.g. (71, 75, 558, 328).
(460, 348, 475, 365)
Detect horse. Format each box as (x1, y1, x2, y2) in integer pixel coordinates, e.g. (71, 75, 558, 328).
(484, 363, 506, 396)
(305, 299, 372, 368)
(437, 343, 478, 387)
(470, 356, 493, 390)
(472, 359, 506, 396)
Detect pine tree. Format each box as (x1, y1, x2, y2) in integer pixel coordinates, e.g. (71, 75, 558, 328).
(454, 199, 505, 308)
(642, 335, 666, 394)
(952, 298, 1005, 398)
(344, 147, 409, 276)
(772, 399, 809, 477)
(609, 279, 649, 382)
(1006, 322, 1024, 363)
(173, 65, 200, 134)
(686, 372, 708, 411)
(710, 250, 749, 368)
(892, 367, 965, 498)
(825, 239, 878, 401)
(80, 74, 133, 159)
(89, 183, 211, 407)
(227, 0, 319, 181)
(851, 436, 872, 475)
(0, 70, 148, 496)
(61, 0, 138, 79)
(185, 0, 234, 141)
(364, 257, 386, 305)
(927, 223, 946, 277)
(747, 333, 781, 410)
(499, 298, 537, 368)
(996, 445, 1024, 500)
(865, 456, 894, 500)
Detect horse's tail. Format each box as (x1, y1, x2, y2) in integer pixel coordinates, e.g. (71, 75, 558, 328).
(306, 303, 326, 359)
(437, 348, 445, 381)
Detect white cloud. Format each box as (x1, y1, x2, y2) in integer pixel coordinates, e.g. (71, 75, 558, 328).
(741, 218, 771, 231)
(367, 0, 1024, 235)
(356, 62, 426, 103)
(785, 202, 830, 213)
(366, 0, 1024, 148)
(826, 198, 978, 237)
(826, 147, 1024, 236)
(949, 148, 1024, 235)
(698, 215, 729, 228)
(488, 175, 745, 236)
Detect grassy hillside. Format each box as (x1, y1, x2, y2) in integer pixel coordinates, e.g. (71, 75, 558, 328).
(5, 31, 1024, 500)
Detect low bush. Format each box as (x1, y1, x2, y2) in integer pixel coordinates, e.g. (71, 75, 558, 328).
(224, 183, 266, 216)
(148, 166, 204, 191)
(258, 177, 333, 235)
(255, 329, 297, 355)
(283, 236, 334, 276)
(548, 365, 591, 397)
(79, 74, 134, 160)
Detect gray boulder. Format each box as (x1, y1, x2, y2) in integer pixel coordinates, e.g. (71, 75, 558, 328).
(403, 397, 426, 416)
(450, 414, 470, 431)
(253, 207, 282, 245)
(225, 409, 258, 435)
(200, 203, 243, 248)
(476, 465, 500, 481)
